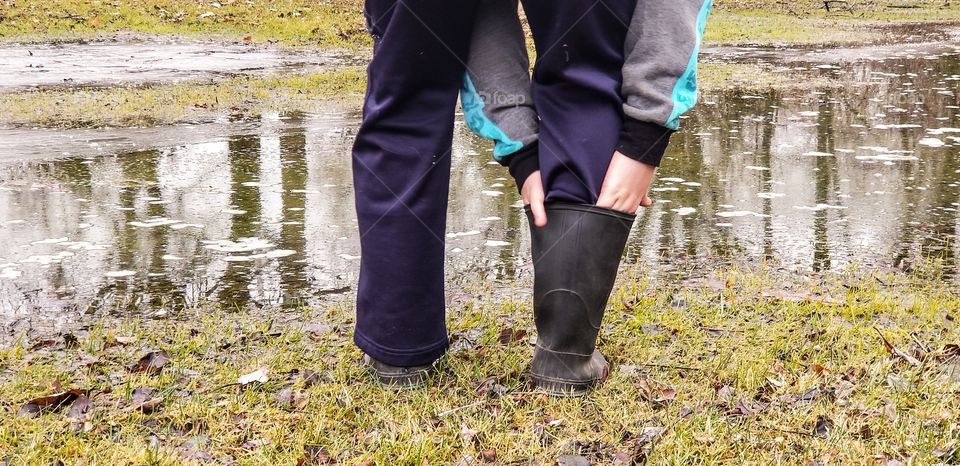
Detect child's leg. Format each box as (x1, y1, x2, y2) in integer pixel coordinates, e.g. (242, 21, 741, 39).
(352, 0, 479, 367)
(521, 0, 635, 204)
(519, 0, 638, 395)
(461, 0, 539, 188)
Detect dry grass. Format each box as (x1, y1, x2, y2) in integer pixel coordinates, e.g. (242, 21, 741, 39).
(2, 265, 959, 464)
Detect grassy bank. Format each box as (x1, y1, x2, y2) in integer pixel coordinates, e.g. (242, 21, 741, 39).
(2, 266, 959, 464)
(0, 63, 834, 129)
(0, 67, 367, 128)
(2, 1, 959, 47)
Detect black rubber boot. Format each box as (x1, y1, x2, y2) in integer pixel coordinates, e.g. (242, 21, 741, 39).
(526, 202, 635, 395)
(362, 354, 436, 390)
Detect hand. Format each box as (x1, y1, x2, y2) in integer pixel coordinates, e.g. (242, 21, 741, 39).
(521, 170, 547, 227)
(596, 151, 655, 214)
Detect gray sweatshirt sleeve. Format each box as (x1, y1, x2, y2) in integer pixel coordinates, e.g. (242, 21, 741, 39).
(460, 0, 540, 188)
(617, 0, 713, 167)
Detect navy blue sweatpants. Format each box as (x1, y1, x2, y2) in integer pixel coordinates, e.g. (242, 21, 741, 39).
(352, 0, 635, 366)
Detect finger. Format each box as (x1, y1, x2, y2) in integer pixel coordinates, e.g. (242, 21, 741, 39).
(596, 192, 616, 210)
(531, 194, 548, 227)
(639, 196, 654, 208)
(611, 198, 636, 215)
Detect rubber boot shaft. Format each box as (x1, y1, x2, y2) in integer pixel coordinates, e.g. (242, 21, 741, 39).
(526, 203, 635, 395)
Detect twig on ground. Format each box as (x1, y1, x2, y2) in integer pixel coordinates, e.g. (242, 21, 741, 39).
(437, 399, 486, 418)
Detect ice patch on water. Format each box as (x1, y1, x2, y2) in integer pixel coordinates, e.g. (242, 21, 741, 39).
(660, 177, 685, 183)
(105, 270, 135, 278)
(0, 268, 22, 279)
(481, 190, 503, 197)
(480, 217, 501, 221)
(746, 166, 770, 171)
(672, 207, 696, 216)
(857, 154, 920, 161)
(20, 252, 73, 265)
(485, 240, 510, 247)
(798, 111, 820, 117)
(31, 237, 68, 245)
(928, 128, 960, 135)
(447, 231, 481, 238)
(170, 223, 204, 230)
(339, 254, 361, 260)
(203, 237, 274, 253)
(794, 204, 847, 211)
(918, 138, 946, 147)
(221, 209, 247, 215)
(129, 218, 181, 228)
(803, 151, 834, 157)
(717, 211, 768, 218)
(873, 124, 922, 129)
(64, 242, 107, 251)
(162, 255, 184, 261)
(758, 192, 785, 199)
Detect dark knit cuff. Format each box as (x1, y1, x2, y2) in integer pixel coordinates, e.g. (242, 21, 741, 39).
(506, 143, 539, 192)
(616, 117, 675, 167)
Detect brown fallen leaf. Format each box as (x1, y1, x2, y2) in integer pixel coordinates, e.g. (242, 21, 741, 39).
(810, 363, 830, 376)
(130, 350, 170, 375)
(301, 369, 322, 388)
(480, 447, 497, 463)
(17, 389, 86, 417)
(129, 387, 162, 413)
(66, 394, 92, 421)
(30, 339, 58, 350)
(298, 445, 334, 465)
(498, 327, 528, 345)
(813, 416, 833, 438)
(874, 327, 921, 366)
(636, 377, 676, 404)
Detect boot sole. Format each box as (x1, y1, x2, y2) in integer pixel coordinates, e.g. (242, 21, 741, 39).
(373, 370, 431, 390)
(362, 355, 436, 390)
(530, 373, 600, 397)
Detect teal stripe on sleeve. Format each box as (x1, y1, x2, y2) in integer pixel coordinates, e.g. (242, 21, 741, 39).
(460, 74, 524, 161)
(666, 0, 713, 130)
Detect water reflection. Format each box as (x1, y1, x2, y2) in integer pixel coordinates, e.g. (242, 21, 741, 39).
(2, 45, 960, 331)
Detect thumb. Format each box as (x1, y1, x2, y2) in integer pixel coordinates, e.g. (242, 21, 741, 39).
(531, 195, 548, 227)
(639, 195, 654, 208)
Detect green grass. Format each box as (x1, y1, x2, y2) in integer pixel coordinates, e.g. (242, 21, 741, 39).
(2, 266, 959, 464)
(0, 63, 834, 129)
(0, 0, 369, 48)
(2, 0, 960, 47)
(0, 67, 367, 128)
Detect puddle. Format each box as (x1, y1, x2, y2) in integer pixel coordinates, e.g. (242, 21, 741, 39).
(3, 43, 960, 335)
(0, 39, 354, 91)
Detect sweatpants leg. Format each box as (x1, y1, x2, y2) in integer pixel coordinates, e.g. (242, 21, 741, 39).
(521, 0, 636, 204)
(352, 0, 479, 366)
